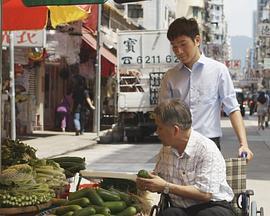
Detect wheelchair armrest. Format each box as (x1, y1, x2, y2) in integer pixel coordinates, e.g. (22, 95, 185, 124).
(245, 189, 254, 196)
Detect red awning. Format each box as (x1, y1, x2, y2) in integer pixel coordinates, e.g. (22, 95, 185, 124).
(82, 27, 117, 65)
(3, 0, 48, 31)
(3, 0, 91, 31)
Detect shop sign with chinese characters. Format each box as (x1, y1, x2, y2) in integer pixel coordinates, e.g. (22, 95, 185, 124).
(117, 30, 178, 68)
(2, 30, 46, 47)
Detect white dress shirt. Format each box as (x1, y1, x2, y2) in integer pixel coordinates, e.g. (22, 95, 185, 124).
(154, 129, 234, 208)
(159, 54, 239, 138)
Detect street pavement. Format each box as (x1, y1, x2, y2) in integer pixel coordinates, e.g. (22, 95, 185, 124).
(22, 114, 270, 215)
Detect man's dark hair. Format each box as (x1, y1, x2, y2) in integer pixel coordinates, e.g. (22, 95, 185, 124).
(167, 17, 200, 41)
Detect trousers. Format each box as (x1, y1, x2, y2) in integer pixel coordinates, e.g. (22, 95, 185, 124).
(158, 200, 235, 216)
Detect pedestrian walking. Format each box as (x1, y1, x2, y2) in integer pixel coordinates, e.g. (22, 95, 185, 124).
(256, 91, 269, 130)
(249, 97, 255, 116)
(136, 99, 235, 216)
(56, 96, 71, 132)
(265, 90, 270, 128)
(72, 73, 95, 136)
(158, 17, 253, 161)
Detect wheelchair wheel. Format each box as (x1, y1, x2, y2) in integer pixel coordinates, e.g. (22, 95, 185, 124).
(251, 201, 257, 216)
(237, 192, 250, 215)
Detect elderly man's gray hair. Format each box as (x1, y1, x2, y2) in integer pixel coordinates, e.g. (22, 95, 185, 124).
(154, 99, 192, 130)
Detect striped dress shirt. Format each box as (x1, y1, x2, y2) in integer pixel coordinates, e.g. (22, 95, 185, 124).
(154, 129, 234, 208)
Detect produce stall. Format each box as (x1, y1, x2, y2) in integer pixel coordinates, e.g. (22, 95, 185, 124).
(0, 139, 153, 216)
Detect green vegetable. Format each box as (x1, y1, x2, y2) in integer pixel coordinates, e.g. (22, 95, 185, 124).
(50, 156, 85, 164)
(116, 206, 137, 216)
(137, 169, 151, 178)
(103, 201, 127, 213)
(66, 164, 86, 174)
(0, 164, 34, 186)
(62, 211, 74, 216)
(52, 198, 68, 206)
(68, 188, 91, 201)
(97, 188, 121, 201)
(64, 197, 90, 207)
(55, 205, 82, 215)
(90, 205, 111, 216)
(86, 188, 104, 206)
(1, 139, 37, 168)
(108, 188, 133, 205)
(74, 206, 96, 216)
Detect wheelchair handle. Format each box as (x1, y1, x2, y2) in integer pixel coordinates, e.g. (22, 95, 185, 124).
(241, 152, 248, 158)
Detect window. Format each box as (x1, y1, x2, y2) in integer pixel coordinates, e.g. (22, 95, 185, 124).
(193, 7, 199, 18)
(128, 4, 143, 18)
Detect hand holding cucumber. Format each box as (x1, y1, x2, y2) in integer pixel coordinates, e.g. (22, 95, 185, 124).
(136, 169, 167, 193)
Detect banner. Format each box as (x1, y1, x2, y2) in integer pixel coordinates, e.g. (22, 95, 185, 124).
(2, 30, 46, 47)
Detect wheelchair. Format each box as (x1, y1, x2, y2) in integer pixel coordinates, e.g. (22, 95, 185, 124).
(150, 157, 264, 216)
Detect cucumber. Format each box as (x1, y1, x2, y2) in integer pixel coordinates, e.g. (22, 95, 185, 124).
(103, 201, 127, 214)
(86, 188, 104, 206)
(50, 156, 85, 163)
(90, 205, 111, 216)
(55, 205, 82, 215)
(52, 198, 68, 206)
(57, 161, 83, 167)
(69, 188, 90, 201)
(74, 206, 96, 216)
(66, 164, 86, 173)
(64, 197, 90, 207)
(116, 206, 137, 216)
(132, 204, 143, 212)
(97, 188, 121, 201)
(62, 211, 74, 216)
(109, 188, 133, 205)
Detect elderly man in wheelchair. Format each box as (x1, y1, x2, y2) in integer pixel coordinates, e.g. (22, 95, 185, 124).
(136, 99, 263, 216)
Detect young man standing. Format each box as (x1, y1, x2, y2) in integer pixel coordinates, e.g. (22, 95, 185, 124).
(137, 100, 236, 216)
(159, 17, 253, 161)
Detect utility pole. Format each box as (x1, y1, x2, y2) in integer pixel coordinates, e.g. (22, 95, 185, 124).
(94, 4, 102, 137)
(9, 32, 16, 140)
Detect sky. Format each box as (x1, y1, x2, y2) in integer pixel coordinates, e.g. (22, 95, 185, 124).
(223, 0, 257, 38)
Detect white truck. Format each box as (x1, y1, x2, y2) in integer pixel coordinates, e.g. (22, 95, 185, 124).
(116, 30, 178, 142)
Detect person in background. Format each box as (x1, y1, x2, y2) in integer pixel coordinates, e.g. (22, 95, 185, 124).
(265, 90, 270, 128)
(248, 97, 255, 116)
(72, 73, 95, 136)
(137, 100, 235, 216)
(256, 91, 269, 130)
(56, 96, 71, 132)
(158, 17, 253, 161)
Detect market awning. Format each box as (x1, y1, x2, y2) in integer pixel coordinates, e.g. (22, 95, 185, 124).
(3, 0, 91, 31)
(82, 27, 117, 65)
(3, 0, 48, 30)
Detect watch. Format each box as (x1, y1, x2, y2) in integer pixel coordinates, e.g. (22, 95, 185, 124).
(163, 182, 170, 194)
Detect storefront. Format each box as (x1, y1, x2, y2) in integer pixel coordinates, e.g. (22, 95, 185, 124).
(2, 30, 46, 136)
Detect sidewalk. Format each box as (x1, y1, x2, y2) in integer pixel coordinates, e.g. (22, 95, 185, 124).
(20, 130, 102, 158)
